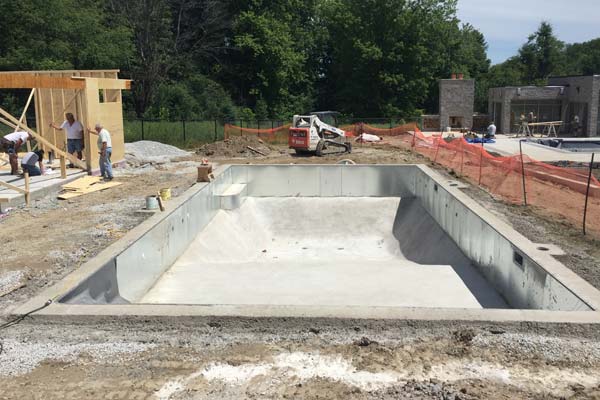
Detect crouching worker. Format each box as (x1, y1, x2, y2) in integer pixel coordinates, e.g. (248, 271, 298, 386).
(21, 150, 45, 176)
(1, 131, 32, 174)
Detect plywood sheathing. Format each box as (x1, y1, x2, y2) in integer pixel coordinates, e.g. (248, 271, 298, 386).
(0, 70, 130, 172)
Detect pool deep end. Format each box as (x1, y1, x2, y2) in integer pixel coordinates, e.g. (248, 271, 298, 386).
(16, 165, 600, 323)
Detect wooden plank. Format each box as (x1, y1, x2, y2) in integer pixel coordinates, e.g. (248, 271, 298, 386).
(0, 74, 85, 89)
(57, 181, 122, 199)
(50, 88, 57, 150)
(62, 176, 101, 190)
(14, 89, 35, 132)
(60, 156, 66, 179)
(0, 180, 27, 194)
(60, 90, 81, 116)
(24, 171, 30, 205)
(71, 77, 131, 90)
(0, 69, 121, 75)
(0, 108, 87, 170)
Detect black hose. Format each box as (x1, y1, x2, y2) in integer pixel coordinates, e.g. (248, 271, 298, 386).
(0, 299, 53, 356)
(0, 299, 53, 330)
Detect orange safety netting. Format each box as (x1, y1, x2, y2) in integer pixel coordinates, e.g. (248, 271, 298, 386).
(408, 127, 599, 236)
(222, 121, 599, 235)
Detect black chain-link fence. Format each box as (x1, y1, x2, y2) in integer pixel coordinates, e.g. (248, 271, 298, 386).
(123, 117, 423, 148)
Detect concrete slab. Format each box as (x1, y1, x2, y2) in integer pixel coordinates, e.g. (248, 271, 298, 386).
(483, 137, 594, 162)
(0, 168, 85, 207)
(141, 260, 483, 308)
(141, 197, 507, 309)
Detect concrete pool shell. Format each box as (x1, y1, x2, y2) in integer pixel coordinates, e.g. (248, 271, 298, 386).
(16, 165, 600, 324)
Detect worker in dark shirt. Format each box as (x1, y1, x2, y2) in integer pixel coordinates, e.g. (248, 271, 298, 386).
(20, 150, 45, 176)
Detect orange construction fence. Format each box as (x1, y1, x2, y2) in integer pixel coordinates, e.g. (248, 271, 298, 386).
(223, 121, 599, 236)
(367, 123, 600, 237)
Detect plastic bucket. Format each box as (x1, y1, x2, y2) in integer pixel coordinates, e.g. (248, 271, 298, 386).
(159, 188, 171, 201)
(146, 195, 159, 210)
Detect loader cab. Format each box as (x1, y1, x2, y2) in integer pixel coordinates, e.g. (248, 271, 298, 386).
(310, 111, 341, 127)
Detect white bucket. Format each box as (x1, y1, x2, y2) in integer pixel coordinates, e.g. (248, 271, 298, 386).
(146, 195, 159, 210)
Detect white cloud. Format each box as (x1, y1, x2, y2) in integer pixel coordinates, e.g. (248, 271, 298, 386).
(457, 0, 600, 64)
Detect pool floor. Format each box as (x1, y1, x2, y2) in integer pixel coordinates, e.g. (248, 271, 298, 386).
(141, 197, 508, 309)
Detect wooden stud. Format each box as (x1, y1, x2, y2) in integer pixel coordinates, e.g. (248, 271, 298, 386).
(0, 109, 86, 169)
(0, 180, 28, 194)
(60, 155, 67, 179)
(49, 87, 57, 152)
(2, 70, 130, 173)
(59, 90, 81, 116)
(14, 88, 35, 132)
(24, 171, 30, 206)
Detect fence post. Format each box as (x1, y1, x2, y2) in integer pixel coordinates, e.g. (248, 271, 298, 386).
(478, 140, 484, 185)
(214, 120, 218, 141)
(182, 119, 186, 142)
(141, 119, 145, 140)
(258, 120, 261, 131)
(460, 138, 464, 176)
(583, 152, 595, 235)
(433, 137, 440, 163)
(519, 140, 527, 206)
(271, 120, 274, 130)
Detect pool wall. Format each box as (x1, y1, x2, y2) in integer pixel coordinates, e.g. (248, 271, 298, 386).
(15, 164, 600, 323)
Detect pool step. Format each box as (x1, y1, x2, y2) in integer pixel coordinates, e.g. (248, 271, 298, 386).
(217, 183, 247, 210)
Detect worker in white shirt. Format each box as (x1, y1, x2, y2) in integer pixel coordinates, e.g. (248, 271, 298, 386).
(50, 113, 84, 164)
(485, 121, 497, 139)
(88, 123, 113, 181)
(1, 131, 32, 174)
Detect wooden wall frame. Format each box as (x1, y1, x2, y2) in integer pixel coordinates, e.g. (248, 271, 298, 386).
(0, 70, 131, 173)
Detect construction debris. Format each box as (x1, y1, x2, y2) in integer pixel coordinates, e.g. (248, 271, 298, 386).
(197, 135, 272, 158)
(246, 145, 268, 156)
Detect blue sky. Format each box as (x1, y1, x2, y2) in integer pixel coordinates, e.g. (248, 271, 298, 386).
(457, 0, 600, 65)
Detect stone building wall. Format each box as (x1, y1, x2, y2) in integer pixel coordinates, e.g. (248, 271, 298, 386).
(439, 79, 474, 131)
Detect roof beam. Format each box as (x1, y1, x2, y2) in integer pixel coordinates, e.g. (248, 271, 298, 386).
(0, 74, 86, 89)
(71, 77, 131, 90)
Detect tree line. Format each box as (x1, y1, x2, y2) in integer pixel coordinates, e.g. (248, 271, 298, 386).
(0, 1, 598, 121)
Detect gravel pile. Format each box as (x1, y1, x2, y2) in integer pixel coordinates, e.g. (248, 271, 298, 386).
(125, 141, 190, 166)
(0, 339, 155, 376)
(473, 332, 600, 366)
(197, 135, 272, 158)
(0, 270, 25, 295)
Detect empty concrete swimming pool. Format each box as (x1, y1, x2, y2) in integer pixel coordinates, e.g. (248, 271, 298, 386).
(17, 165, 600, 323)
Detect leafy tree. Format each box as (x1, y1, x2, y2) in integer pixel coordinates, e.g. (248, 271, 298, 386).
(518, 21, 565, 84)
(0, 0, 132, 70)
(106, 0, 174, 117)
(319, 0, 467, 118)
(565, 39, 600, 75)
(221, 0, 325, 119)
(146, 74, 237, 120)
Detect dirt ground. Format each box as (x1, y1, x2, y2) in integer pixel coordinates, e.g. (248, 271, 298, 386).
(1, 142, 600, 399)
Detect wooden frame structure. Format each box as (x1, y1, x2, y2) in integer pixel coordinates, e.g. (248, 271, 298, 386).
(0, 70, 131, 173)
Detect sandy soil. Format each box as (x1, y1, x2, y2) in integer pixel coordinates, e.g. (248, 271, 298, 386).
(1, 142, 600, 399)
